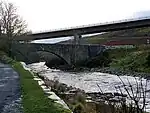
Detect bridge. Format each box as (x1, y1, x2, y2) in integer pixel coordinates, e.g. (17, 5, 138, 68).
(15, 17, 150, 41)
(11, 43, 105, 65)
(11, 17, 150, 65)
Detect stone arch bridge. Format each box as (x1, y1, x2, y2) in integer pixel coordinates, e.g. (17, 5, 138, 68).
(11, 43, 106, 65)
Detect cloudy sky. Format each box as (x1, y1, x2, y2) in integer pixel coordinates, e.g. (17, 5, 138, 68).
(6, 0, 150, 32)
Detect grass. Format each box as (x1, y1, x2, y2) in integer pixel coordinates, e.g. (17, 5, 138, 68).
(85, 37, 109, 44)
(109, 45, 150, 74)
(0, 51, 71, 113)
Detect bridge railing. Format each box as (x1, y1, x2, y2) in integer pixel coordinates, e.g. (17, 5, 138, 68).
(31, 16, 150, 34)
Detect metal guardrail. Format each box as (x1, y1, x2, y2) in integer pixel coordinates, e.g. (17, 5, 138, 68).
(31, 16, 150, 34)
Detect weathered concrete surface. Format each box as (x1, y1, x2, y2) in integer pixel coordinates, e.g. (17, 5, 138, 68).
(0, 63, 22, 113)
(15, 18, 150, 41)
(11, 43, 105, 65)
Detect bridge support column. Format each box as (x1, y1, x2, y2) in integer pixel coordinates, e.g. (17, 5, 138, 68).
(74, 34, 82, 44)
(70, 34, 82, 65)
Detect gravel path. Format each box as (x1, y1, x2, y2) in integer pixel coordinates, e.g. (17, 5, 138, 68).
(0, 63, 22, 113)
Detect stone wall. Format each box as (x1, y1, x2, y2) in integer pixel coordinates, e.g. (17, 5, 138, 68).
(11, 43, 105, 65)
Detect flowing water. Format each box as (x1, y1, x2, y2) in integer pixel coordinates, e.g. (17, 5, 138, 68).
(27, 62, 150, 112)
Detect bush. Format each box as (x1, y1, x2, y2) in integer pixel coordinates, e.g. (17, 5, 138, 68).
(73, 103, 85, 113)
(146, 52, 150, 67)
(110, 47, 150, 73)
(0, 38, 11, 55)
(85, 51, 111, 68)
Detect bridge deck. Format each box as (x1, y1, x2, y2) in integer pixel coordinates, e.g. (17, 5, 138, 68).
(15, 17, 150, 41)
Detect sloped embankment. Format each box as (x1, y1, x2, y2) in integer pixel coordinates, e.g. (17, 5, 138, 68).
(109, 46, 150, 74)
(0, 51, 71, 113)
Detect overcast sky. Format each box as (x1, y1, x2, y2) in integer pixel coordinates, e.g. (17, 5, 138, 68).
(6, 0, 150, 32)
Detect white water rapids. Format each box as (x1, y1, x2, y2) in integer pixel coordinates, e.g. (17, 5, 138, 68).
(26, 62, 150, 112)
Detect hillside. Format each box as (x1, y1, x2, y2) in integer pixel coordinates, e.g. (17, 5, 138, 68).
(59, 27, 150, 45)
(79, 27, 150, 45)
(108, 45, 150, 74)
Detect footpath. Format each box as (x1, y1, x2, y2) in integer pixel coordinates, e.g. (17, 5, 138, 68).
(0, 63, 22, 113)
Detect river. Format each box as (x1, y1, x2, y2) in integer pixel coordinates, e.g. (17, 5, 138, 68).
(26, 62, 150, 112)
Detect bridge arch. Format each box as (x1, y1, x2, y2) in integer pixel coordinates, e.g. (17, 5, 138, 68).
(11, 43, 106, 66)
(36, 50, 69, 65)
(11, 48, 69, 65)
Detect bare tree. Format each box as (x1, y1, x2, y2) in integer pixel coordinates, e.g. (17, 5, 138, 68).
(0, 1, 27, 37)
(0, 1, 28, 56)
(96, 76, 147, 113)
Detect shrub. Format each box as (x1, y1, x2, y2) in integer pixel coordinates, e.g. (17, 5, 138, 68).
(85, 51, 111, 68)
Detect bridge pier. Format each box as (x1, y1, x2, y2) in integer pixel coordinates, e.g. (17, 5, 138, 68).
(74, 34, 82, 44)
(70, 34, 82, 65)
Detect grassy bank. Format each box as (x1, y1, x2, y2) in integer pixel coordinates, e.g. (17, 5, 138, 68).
(0, 52, 71, 113)
(109, 45, 150, 73)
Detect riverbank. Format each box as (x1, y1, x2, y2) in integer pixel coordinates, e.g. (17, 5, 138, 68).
(0, 51, 71, 113)
(108, 46, 150, 73)
(45, 45, 150, 79)
(66, 45, 150, 79)
(27, 62, 150, 113)
(60, 66, 150, 79)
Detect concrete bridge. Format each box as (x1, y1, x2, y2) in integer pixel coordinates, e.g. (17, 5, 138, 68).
(11, 17, 150, 65)
(11, 43, 105, 65)
(15, 17, 150, 41)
